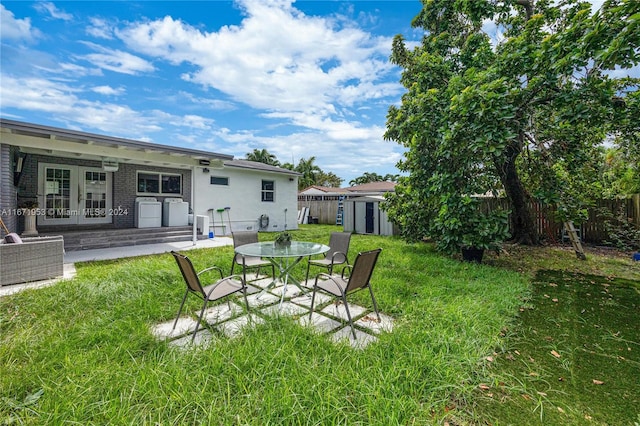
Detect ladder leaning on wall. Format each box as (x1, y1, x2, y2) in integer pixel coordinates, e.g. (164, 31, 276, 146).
(335, 196, 344, 225)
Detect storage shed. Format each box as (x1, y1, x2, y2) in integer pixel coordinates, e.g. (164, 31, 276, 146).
(342, 196, 397, 236)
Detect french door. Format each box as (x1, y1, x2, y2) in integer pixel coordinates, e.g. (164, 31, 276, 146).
(37, 163, 113, 226)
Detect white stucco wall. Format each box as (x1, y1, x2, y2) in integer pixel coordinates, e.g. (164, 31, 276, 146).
(192, 165, 299, 235)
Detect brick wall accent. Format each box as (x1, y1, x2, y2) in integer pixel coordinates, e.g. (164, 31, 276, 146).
(0, 144, 18, 236)
(11, 154, 192, 229)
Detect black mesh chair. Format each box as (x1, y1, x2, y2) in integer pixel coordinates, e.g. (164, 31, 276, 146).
(172, 251, 249, 343)
(230, 231, 275, 280)
(309, 248, 382, 339)
(304, 232, 351, 283)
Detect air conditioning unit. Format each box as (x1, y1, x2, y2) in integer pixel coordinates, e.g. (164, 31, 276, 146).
(102, 160, 119, 172)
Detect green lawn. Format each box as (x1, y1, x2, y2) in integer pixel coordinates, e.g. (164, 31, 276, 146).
(1, 225, 636, 424)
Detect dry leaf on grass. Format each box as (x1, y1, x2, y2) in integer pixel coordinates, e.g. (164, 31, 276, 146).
(592, 379, 604, 385)
(551, 350, 561, 358)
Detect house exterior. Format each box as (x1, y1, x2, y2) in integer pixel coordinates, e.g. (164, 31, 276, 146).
(0, 119, 299, 242)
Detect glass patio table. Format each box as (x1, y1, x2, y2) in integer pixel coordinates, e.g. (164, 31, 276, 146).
(234, 241, 329, 303)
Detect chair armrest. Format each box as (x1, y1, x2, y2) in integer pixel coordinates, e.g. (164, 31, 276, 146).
(340, 264, 353, 279)
(221, 274, 246, 285)
(314, 272, 346, 293)
(329, 251, 348, 264)
(198, 265, 224, 279)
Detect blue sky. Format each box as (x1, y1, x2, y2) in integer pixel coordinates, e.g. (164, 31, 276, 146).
(0, 0, 425, 185)
(1, 1, 630, 186)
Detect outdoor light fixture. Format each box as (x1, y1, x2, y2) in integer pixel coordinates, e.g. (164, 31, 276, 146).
(203, 168, 210, 173)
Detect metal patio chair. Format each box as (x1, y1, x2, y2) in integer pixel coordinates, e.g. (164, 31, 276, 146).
(309, 248, 382, 339)
(230, 231, 275, 280)
(304, 231, 351, 283)
(171, 251, 249, 343)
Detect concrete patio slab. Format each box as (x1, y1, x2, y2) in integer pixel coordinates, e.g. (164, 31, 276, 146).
(203, 303, 243, 324)
(320, 301, 367, 322)
(216, 314, 263, 338)
(355, 312, 395, 334)
(169, 328, 215, 348)
(299, 312, 343, 334)
(290, 292, 330, 307)
(262, 301, 309, 317)
(331, 326, 378, 349)
(151, 317, 198, 339)
(247, 292, 280, 307)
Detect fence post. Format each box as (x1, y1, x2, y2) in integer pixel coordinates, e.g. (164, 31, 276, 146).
(633, 194, 640, 227)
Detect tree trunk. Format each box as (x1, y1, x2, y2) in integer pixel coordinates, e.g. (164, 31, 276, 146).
(495, 138, 540, 245)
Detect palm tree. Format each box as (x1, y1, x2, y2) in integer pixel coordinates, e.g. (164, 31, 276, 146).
(245, 148, 280, 166)
(296, 157, 322, 190)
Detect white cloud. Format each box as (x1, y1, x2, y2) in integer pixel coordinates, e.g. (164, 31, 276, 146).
(33, 2, 73, 21)
(86, 17, 116, 39)
(0, 4, 40, 41)
(117, 0, 401, 125)
(78, 42, 155, 75)
(91, 85, 125, 96)
(1, 74, 167, 137)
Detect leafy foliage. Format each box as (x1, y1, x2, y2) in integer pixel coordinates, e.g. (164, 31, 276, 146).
(384, 0, 640, 251)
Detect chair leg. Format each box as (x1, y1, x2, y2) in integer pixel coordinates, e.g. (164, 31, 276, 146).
(192, 299, 209, 343)
(341, 294, 357, 339)
(172, 290, 189, 330)
(308, 282, 318, 321)
(242, 287, 250, 320)
(305, 258, 312, 284)
(368, 286, 381, 321)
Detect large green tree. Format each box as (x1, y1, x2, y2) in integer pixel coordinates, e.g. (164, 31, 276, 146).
(384, 0, 639, 250)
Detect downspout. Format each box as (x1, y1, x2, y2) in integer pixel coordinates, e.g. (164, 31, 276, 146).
(191, 165, 197, 245)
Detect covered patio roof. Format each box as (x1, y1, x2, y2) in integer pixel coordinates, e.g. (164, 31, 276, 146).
(0, 118, 233, 169)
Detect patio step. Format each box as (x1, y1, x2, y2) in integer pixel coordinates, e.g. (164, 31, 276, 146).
(39, 226, 206, 251)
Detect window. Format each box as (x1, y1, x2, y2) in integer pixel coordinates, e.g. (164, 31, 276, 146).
(137, 172, 181, 195)
(261, 180, 274, 202)
(210, 176, 229, 186)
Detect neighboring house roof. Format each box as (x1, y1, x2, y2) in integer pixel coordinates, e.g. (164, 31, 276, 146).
(223, 159, 301, 176)
(0, 118, 232, 168)
(299, 185, 350, 195)
(346, 181, 397, 192)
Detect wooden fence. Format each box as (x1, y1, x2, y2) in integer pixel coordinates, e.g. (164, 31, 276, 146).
(481, 194, 640, 244)
(297, 199, 340, 224)
(299, 194, 640, 244)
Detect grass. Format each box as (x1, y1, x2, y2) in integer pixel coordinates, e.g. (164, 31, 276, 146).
(471, 244, 640, 425)
(0, 225, 637, 424)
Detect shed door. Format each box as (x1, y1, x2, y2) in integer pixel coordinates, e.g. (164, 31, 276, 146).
(365, 202, 375, 234)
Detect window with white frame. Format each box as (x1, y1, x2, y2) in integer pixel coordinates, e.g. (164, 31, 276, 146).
(261, 180, 274, 202)
(137, 172, 182, 195)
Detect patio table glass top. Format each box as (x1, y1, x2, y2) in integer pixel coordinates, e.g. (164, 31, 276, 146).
(234, 241, 329, 258)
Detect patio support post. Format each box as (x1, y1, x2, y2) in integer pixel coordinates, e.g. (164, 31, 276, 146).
(191, 165, 197, 246)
